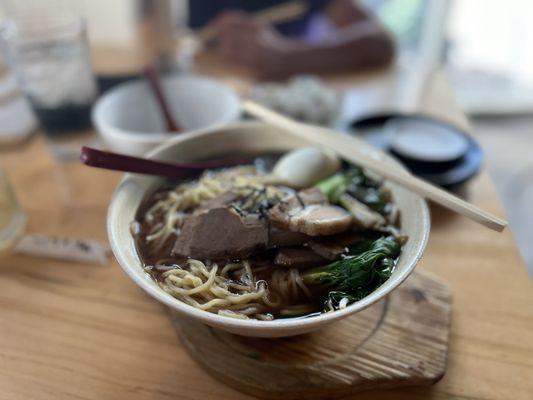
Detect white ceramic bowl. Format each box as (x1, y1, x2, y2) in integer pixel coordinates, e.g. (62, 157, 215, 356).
(92, 75, 241, 156)
(107, 122, 430, 337)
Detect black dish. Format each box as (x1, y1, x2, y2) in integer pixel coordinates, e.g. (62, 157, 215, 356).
(349, 114, 484, 189)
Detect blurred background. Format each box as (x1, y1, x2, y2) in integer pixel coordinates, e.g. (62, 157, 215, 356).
(0, 0, 532, 272)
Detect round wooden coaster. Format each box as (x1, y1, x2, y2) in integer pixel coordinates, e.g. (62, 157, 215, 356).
(170, 269, 451, 399)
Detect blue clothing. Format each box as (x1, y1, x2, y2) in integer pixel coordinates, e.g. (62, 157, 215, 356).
(188, 0, 329, 37)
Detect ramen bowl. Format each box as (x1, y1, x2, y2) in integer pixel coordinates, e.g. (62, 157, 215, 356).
(107, 121, 430, 337)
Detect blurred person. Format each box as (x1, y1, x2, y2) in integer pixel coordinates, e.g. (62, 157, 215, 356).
(190, 0, 395, 79)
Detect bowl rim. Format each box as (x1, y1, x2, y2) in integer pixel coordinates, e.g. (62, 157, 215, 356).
(107, 121, 430, 331)
(92, 74, 241, 140)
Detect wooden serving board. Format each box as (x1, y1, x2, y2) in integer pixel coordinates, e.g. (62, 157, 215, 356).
(170, 269, 451, 399)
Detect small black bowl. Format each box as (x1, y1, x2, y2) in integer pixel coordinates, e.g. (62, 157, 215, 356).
(351, 114, 484, 189)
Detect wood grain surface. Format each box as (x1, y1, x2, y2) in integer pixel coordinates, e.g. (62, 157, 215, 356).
(172, 269, 451, 399)
(0, 62, 532, 399)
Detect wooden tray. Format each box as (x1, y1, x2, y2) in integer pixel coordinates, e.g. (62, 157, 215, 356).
(170, 269, 451, 399)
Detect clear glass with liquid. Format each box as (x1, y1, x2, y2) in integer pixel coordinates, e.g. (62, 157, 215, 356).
(0, 168, 26, 253)
(0, 0, 97, 136)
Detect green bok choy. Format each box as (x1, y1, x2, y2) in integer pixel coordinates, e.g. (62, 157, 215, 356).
(301, 236, 401, 309)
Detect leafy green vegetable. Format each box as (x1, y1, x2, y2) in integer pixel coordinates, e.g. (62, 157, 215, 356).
(347, 238, 375, 255)
(314, 169, 401, 310)
(315, 172, 349, 203)
(315, 167, 390, 215)
(301, 236, 400, 305)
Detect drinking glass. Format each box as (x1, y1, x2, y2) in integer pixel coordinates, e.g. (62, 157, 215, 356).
(0, 0, 97, 136)
(0, 167, 26, 253)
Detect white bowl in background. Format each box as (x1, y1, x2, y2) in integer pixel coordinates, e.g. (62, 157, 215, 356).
(92, 75, 241, 156)
(107, 122, 430, 337)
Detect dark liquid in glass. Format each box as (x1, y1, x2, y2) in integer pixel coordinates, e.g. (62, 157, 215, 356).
(31, 102, 93, 136)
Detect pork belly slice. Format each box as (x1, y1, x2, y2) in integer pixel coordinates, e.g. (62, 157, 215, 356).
(268, 188, 352, 236)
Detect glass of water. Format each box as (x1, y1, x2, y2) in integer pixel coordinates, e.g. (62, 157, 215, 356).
(0, 0, 97, 136)
(0, 167, 26, 253)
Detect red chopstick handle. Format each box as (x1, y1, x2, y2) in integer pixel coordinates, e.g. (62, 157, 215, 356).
(143, 65, 181, 133)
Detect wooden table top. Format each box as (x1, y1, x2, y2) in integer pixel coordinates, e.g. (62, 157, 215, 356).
(1, 58, 532, 400)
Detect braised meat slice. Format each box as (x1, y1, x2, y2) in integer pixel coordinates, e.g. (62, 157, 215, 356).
(308, 231, 363, 260)
(172, 207, 268, 260)
(274, 247, 327, 269)
(199, 191, 239, 210)
(268, 226, 311, 247)
(268, 188, 352, 236)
